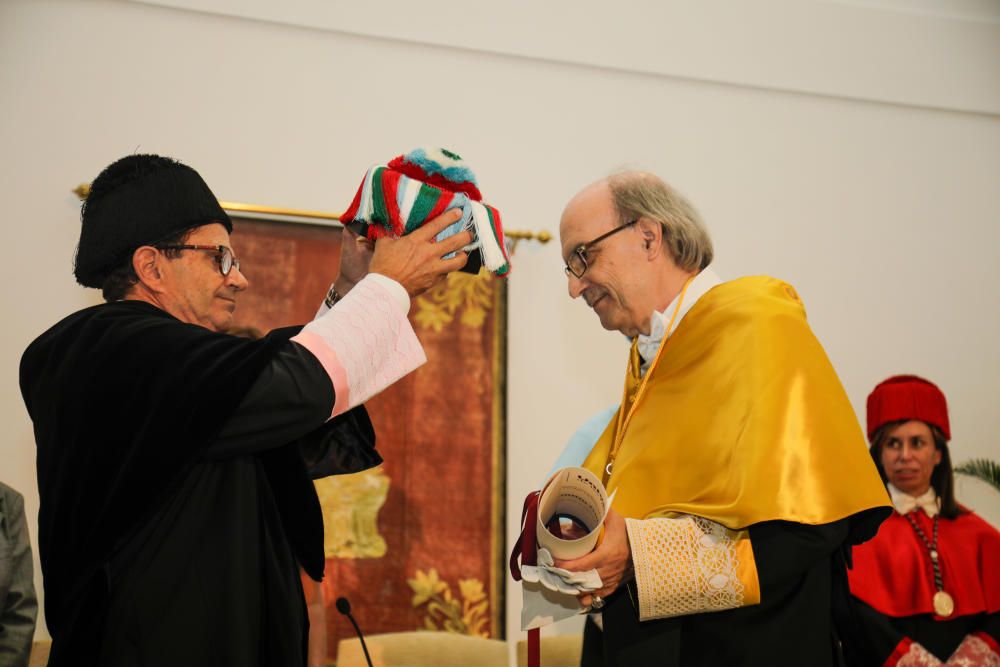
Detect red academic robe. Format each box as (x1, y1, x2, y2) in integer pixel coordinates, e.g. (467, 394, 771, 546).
(848, 508, 1000, 664)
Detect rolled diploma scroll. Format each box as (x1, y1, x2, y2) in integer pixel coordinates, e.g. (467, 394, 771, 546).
(536, 466, 612, 559)
(520, 466, 611, 630)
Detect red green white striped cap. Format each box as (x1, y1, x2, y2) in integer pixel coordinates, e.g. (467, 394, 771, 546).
(340, 148, 510, 277)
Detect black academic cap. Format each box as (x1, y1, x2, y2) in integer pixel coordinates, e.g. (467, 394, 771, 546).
(74, 154, 232, 288)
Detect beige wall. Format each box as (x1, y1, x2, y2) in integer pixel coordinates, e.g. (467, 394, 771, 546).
(2, 0, 998, 648)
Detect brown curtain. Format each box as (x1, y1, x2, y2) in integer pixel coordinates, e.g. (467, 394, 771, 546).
(230, 217, 507, 661)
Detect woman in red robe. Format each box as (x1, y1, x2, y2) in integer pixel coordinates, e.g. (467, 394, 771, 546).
(848, 375, 1000, 666)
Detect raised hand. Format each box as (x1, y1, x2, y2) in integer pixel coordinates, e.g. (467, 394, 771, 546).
(368, 208, 471, 297)
(334, 225, 375, 295)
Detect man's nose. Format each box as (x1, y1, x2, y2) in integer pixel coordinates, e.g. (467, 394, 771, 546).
(228, 265, 249, 291)
(567, 272, 586, 299)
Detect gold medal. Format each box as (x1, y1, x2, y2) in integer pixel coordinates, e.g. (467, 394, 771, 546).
(903, 514, 953, 618)
(933, 590, 954, 617)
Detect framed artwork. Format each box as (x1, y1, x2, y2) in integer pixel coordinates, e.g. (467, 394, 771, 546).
(228, 215, 507, 662)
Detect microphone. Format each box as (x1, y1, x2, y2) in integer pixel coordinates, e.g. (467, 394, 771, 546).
(335, 596, 373, 667)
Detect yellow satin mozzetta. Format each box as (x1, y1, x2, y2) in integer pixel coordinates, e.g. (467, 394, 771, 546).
(583, 276, 890, 529)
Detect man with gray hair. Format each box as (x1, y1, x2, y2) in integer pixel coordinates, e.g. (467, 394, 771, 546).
(551, 172, 891, 665)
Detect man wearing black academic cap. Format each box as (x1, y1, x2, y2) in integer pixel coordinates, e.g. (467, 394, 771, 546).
(19, 154, 470, 667)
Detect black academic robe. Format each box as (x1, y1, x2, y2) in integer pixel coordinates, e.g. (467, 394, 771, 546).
(581, 519, 863, 667)
(849, 599, 1000, 664)
(20, 300, 379, 667)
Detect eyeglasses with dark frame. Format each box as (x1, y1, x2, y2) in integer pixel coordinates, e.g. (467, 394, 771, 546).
(156, 244, 241, 277)
(564, 219, 638, 279)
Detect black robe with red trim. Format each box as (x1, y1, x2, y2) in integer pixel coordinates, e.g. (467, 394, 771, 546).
(20, 300, 379, 667)
(846, 508, 1000, 664)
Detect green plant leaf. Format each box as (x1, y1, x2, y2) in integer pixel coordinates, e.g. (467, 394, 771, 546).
(955, 458, 1000, 493)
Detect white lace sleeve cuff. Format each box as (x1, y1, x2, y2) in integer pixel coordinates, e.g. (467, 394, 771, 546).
(624, 515, 760, 621)
(312, 273, 409, 320)
(895, 640, 942, 666)
(293, 274, 426, 417)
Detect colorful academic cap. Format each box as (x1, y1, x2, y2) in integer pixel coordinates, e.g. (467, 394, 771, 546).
(340, 147, 510, 277)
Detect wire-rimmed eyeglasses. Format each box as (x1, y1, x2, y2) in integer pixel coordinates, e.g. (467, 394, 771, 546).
(157, 244, 241, 277)
(563, 219, 638, 279)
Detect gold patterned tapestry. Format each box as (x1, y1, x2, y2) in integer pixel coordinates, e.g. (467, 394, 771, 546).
(228, 217, 506, 662)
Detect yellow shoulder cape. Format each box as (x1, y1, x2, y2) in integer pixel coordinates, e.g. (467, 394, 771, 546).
(583, 276, 890, 537)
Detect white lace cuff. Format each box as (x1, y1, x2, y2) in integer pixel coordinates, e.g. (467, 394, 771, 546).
(293, 274, 426, 417)
(944, 634, 999, 666)
(625, 515, 760, 621)
(312, 273, 409, 320)
(897, 640, 942, 666)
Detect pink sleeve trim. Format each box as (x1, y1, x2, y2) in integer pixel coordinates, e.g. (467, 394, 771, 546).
(291, 330, 350, 418)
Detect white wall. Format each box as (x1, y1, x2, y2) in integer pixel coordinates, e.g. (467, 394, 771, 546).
(1, 0, 998, 649)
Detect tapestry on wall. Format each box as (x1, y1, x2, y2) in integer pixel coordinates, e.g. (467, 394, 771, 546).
(228, 216, 507, 661)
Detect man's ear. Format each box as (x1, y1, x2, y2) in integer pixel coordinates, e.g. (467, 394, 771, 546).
(636, 218, 663, 259)
(132, 246, 165, 291)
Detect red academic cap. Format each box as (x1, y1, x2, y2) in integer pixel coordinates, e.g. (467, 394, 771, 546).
(866, 375, 950, 441)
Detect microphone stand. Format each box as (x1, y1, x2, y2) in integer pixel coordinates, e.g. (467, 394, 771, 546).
(336, 596, 373, 667)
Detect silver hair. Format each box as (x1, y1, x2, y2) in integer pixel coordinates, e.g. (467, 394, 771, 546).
(607, 172, 713, 271)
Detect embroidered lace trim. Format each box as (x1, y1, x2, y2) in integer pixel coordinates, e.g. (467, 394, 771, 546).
(946, 635, 1000, 667)
(897, 641, 941, 667)
(625, 515, 745, 621)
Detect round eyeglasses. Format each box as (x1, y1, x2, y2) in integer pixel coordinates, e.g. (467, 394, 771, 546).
(156, 244, 241, 277)
(564, 219, 638, 279)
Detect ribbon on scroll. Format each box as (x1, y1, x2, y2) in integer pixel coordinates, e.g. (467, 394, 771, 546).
(510, 467, 613, 665)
